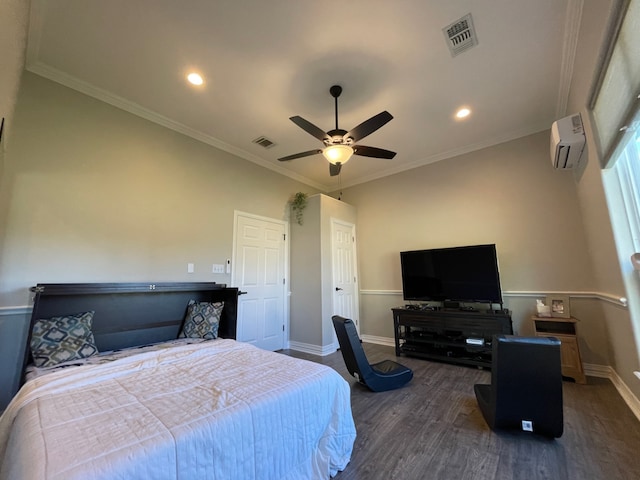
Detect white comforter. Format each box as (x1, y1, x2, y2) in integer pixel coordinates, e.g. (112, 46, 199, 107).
(0, 339, 356, 480)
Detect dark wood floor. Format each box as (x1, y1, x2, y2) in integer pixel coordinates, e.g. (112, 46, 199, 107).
(283, 343, 640, 480)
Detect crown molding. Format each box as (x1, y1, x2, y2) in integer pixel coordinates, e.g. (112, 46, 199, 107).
(555, 0, 584, 118)
(337, 121, 552, 190)
(23, 0, 582, 194)
(24, 61, 330, 192)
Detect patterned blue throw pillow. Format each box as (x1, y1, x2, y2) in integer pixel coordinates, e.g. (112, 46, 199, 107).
(30, 311, 99, 367)
(178, 300, 224, 340)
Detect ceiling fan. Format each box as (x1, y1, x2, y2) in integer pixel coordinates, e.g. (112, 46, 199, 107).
(278, 85, 396, 176)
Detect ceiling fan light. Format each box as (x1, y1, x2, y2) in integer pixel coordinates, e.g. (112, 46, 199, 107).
(187, 72, 204, 86)
(455, 107, 471, 119)
(323, 145, 353, 165)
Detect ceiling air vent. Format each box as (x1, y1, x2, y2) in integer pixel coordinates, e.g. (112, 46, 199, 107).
(252, 136, 276, 149)
(443, 13, 478, 57)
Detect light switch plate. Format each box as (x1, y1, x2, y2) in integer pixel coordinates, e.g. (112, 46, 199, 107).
(212, 264, 224, 274)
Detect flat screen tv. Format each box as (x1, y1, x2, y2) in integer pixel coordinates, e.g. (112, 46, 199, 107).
(400, 244, 503, 303)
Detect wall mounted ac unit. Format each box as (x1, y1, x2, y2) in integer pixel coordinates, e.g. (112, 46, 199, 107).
(550, 113, 585, 169)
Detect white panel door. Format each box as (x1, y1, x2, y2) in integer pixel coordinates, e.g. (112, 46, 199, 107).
(331, 219, 359, 334)
(233, 212, 286, 351)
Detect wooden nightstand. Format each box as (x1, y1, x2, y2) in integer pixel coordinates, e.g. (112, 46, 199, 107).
(532, 316, 586, 384)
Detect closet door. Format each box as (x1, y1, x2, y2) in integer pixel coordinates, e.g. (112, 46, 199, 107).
(331, 218, 359, 334)
(233, 212, 286, 351)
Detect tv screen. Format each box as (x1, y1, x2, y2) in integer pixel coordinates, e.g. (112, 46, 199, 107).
(400, 244, 503, 303)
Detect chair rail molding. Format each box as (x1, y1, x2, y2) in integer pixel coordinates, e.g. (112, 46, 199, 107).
(0, 306, 31, 316)
(359, 290, 628, 307)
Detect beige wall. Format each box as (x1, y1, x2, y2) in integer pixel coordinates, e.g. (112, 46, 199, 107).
(345, 131, 594, 292)
(0, 71, 320, 409)
(0, 0, 30, 161)
(290, 195, 323, 346)
(0, 0, 30, 289)
(2, 0, 639, 407)
(339, 130, 614, 367)
(568, 0, 640, 398)
(289, 194, 356, 351)
(0, 72, 314, 307)
(340, 0, 640, 403)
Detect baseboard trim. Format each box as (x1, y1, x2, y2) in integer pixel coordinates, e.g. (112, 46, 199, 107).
(288, 341, 337, 357)
(583, 362, 611, 378)
(604, 366, 640, 422)
(360, 334, 395, 347)
(358, 335, 640, 421)
(10, 302, 639, 419)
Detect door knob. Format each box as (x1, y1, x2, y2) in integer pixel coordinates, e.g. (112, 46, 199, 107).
(335, 287, 343, 291)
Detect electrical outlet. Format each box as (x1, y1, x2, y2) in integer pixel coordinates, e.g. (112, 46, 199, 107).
(522, 420, 533, 432)
(212, 264, 224, 274)
(187, 263, 194, 274)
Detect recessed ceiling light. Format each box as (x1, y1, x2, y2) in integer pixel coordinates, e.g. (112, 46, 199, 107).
(187, 72, 204, 86)
(456, 107, 471, 119)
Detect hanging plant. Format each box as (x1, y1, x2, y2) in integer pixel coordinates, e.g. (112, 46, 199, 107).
(290, 192, 308, 225)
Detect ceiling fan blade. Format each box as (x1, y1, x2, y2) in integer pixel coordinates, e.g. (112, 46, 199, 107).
(329, 163, 342, 176)
(278, 149, 323, 161)
(344, 111, 393, 143)
(353, 145, 397, 159)
(290, 116, 331, 142)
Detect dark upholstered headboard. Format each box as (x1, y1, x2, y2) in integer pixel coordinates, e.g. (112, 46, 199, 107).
(23, 282, 238, 381)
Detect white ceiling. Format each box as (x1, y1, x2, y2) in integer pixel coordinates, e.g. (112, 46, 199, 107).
(24, 0, 580, 191)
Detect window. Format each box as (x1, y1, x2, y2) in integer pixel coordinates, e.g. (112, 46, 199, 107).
(603, 114, 640, 258)
(612, 129, 640, 250)
(594, 0, 640, 363)
(601, 109, 640, 364)
(590, 0, 639, 167)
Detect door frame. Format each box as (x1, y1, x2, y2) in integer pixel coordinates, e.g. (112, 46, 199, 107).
(231, 210, 290, 348)
(330, 217, 360, 343)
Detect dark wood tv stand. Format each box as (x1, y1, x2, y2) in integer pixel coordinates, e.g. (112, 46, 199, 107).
(392, 307, 513, 368)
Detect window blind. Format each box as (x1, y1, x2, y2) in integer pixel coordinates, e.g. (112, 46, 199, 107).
(589, 0, 640, 168)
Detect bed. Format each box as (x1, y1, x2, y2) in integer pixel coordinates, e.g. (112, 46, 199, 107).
(0, 282, 356, 479)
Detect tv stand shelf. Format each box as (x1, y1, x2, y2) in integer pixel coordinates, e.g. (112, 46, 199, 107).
(392, 307, 513, 368)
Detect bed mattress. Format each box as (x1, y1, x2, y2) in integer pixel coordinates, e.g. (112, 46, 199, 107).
(0, 339, 356, 479)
